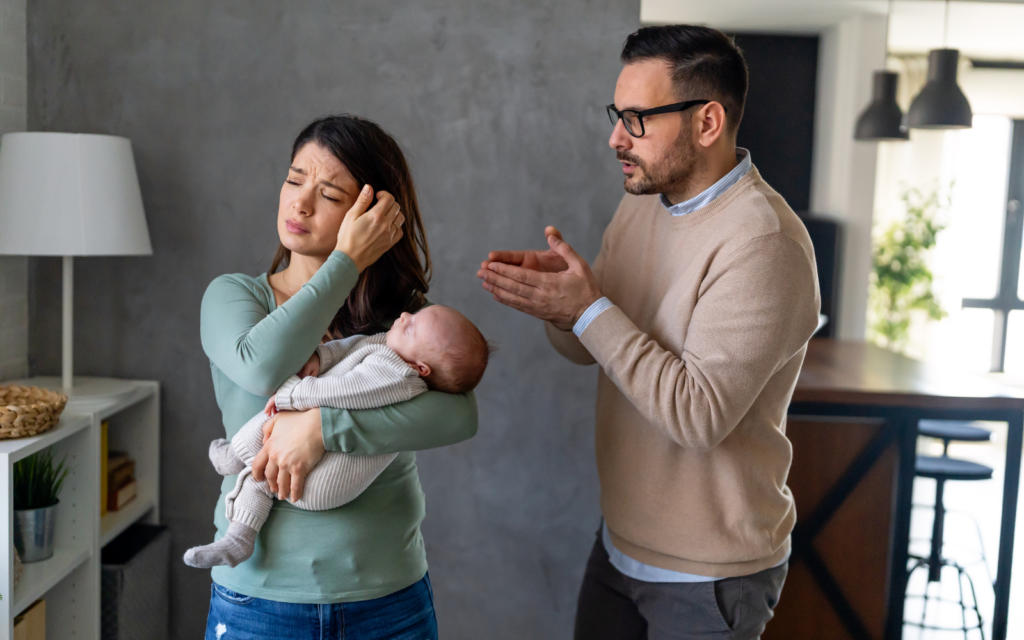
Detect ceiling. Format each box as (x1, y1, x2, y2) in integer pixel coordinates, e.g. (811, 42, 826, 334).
(641, 1, 1024, 61)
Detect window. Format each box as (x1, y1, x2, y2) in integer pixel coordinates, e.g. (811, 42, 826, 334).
(962, 119, 1024, 372)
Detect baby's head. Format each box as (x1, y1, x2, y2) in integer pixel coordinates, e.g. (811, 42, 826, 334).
(386, 305, 489, 393)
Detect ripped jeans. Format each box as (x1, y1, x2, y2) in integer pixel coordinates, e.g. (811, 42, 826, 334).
(205, 574, 437, 640)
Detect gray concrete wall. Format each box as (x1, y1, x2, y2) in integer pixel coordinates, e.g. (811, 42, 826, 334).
(27, 1, 637, 637)
(0, 0, 28, 383)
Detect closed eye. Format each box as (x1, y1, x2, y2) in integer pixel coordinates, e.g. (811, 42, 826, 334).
(321, 192, 339, 203)
(286, 179, 301, 186)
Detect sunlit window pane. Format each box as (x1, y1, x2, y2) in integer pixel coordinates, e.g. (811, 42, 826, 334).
(924, 308, 994, 373)
(1004, 311, 1024, 375)
(942, 116, 1013, 301)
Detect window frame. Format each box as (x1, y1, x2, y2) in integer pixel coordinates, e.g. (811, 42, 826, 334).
(962, 118, 1024, 372)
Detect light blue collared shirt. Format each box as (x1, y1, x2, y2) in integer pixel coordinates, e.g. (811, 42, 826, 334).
(577, 150, 774, 583)
(572, 149, 752, 338)
(659, 147, 752, 217)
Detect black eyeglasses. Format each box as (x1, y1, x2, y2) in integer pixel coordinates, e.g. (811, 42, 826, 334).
(606, 100, 725, 138)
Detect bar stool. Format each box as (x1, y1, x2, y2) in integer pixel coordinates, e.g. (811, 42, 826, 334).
(905, 420, 993, 639)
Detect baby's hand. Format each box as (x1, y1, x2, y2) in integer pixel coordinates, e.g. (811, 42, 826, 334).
(264, 396, 278, 417)
(298, 352, 321, 378)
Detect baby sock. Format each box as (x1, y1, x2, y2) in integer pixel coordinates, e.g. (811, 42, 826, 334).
(209, 438, 246, 476)
(183, 521, 258, 568)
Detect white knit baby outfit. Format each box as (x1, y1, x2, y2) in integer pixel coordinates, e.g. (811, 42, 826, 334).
(224, 333, 428, 531)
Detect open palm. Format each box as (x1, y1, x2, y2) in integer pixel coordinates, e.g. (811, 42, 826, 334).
(484, 226, 569, 273)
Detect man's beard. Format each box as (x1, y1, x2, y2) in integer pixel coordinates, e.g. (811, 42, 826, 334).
(618, 126, 699, 197)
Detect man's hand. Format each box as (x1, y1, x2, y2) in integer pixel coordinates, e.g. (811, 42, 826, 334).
(299, 352, 320, 378)
(483, 226, 569, 274)
(478, 228, 602, 331)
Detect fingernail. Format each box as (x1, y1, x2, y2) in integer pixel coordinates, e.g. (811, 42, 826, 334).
(362, 184, 372, 195)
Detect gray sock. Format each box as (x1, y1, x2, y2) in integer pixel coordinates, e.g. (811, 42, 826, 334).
(209, 438, 245, 476)
(183, 521, 258, 569)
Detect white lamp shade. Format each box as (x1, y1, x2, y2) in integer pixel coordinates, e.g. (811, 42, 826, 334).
(0, 132, 152, 256)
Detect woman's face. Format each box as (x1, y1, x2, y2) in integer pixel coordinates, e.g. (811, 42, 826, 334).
(277, 142, 361, 258)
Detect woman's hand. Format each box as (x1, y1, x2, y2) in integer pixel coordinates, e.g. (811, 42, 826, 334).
(252, 408, 326, 502)
(335, 184, 406, 272)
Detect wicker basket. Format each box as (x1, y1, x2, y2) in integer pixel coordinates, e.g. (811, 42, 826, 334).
(0, 385, 68, 439)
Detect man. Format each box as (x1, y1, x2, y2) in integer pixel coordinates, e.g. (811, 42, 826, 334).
(478, 25, 820, 639)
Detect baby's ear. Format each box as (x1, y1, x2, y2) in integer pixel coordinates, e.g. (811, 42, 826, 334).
(416, 362, 432, 377)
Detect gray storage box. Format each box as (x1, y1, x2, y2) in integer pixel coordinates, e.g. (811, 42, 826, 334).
(101, 524, 170, 640)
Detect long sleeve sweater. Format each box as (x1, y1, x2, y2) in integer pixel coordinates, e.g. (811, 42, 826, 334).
(275, 334, 428, 412)
(546, 167, 820, 578)
(223, 334, 430, 529)
(200, 250, 478, 603)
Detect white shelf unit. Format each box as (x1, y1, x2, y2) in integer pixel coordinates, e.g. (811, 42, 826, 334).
(0, 377, 160, 640)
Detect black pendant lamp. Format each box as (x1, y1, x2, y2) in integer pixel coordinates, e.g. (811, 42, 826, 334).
(854, 0, 908, 141)
(855, 71, 909, 140)
(907, 0, 972, 129)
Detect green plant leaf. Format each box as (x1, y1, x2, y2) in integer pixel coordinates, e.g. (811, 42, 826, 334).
(868, 183, 949, 353)
(13, 448, 70, 510)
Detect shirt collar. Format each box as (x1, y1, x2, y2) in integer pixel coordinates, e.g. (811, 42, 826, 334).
(660, 148, 752, 216)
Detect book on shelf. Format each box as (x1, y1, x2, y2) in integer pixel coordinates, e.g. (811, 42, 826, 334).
(106, 450, 137, 512)
(108, 478, 137, 512)
(13, 598, 45, 640)
(100, 421, 109, 516)
(108, 454, 135, 491)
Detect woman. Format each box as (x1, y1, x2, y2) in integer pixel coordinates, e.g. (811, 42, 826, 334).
(199, 115, 477, 639)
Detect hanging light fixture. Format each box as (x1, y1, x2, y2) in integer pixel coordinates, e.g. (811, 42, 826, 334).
(854, 0, 908, 141)
(907, 0, 972, 129)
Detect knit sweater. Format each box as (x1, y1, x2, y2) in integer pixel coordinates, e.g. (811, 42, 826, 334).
(275, 334, 428, 412)
(546, 167, 820, 578)
(224, 334, 428, 529)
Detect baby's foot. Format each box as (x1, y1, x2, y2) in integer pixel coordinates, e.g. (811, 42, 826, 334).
(183, 521, 257, 568)
(209, 439, 245, 476)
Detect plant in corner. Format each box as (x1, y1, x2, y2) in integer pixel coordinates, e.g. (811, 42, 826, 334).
(13, 448, 70, 562)
(867, 185, 948, 353)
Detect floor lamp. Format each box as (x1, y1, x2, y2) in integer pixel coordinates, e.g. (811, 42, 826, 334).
(0, 132, 152, 395)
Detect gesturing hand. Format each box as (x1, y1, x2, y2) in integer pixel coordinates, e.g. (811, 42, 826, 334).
(335, 184, 405, 272)
(483, 226, 569, 274)
(477, 228, 602, 331)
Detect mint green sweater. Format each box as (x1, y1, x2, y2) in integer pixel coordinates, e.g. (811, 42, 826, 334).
(200, 250, 478, 603)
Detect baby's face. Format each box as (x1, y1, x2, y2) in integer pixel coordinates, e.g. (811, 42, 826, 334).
(386, 306, 454, 369)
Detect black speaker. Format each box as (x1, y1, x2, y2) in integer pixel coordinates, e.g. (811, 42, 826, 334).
(799, 215, 842, 338)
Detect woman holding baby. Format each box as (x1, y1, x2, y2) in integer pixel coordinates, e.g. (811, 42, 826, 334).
(197, 115, 477, 639)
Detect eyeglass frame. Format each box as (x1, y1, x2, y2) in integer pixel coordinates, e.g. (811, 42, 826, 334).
(606, 100, 727, 138)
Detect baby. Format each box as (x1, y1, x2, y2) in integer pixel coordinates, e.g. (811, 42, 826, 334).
(184, 305, 489, 568)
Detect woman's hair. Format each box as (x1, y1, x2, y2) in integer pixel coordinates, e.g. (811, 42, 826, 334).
(271, 115, 432, 338)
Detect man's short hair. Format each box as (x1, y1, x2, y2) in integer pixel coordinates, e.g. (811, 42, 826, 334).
(620, 25, 749, 134)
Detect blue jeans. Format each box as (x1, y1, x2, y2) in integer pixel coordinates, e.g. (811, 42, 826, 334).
(205, 574, 438, 639)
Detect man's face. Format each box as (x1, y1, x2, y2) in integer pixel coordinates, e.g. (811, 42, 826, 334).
(609, 60, 699, 197)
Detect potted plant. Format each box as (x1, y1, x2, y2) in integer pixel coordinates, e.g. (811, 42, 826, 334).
(868, 185, 948, 353)
(13, 448, 70, 562)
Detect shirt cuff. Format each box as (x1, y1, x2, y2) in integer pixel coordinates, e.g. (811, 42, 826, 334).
(315, 343, 339, 373)
(274, 375, 302, 411)
(573, 297, 614, 337)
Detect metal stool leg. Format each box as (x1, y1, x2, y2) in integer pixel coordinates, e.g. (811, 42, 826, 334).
(929, 477, 946, 582)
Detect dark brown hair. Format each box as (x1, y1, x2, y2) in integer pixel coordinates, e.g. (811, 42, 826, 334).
(621, 25, 749, 132)
(271, 115, 432, 338)
(423, 308, 491, 393)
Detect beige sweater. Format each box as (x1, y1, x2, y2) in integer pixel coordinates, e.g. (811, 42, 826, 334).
(547, 167, 820, 578)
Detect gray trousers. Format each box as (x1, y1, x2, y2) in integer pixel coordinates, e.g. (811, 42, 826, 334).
(573, 533, 787, 640)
